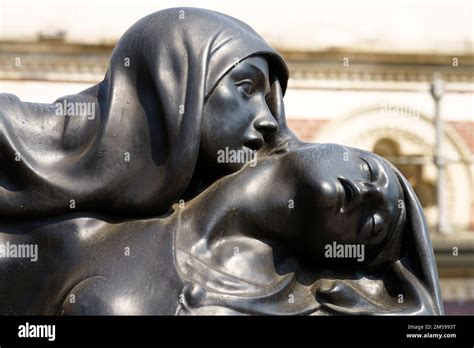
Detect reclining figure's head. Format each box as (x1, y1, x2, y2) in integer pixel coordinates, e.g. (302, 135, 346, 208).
(286, 144, 406, 270)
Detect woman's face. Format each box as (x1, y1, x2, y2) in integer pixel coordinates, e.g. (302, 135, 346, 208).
(294, 144, 405, 263)
(200, 56, 278, 173)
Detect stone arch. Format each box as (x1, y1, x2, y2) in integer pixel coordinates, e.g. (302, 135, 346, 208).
(373, 138, 401, 157)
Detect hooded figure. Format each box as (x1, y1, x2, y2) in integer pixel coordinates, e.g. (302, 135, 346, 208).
(0, 8, 443, 316)
(0, 7, 295, 220)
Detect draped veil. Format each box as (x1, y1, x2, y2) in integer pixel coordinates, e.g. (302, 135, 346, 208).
(0, 7, 292, 220)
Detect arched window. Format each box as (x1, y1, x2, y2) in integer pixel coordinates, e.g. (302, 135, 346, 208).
(373, 138, 436, 208)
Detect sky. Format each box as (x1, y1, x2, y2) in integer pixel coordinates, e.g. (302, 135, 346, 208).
(0, 0, 472, 52)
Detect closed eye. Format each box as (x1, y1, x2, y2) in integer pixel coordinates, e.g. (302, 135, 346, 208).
(361, 158, 375, 181)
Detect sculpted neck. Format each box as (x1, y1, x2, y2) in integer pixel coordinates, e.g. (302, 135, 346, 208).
(174, 156, 299, 255)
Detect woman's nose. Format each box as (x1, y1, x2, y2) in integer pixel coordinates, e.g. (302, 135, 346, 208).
(253, 112, 278, 136)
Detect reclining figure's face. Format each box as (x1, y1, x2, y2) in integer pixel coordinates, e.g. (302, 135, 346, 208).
(293, 144, 405, 264)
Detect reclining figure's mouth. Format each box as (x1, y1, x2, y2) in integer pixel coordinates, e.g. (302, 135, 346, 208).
(359, 213, 383, 239)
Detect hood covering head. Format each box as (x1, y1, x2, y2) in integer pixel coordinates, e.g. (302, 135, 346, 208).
(0, 8, 294, 220)
(391, 164, 444, 314)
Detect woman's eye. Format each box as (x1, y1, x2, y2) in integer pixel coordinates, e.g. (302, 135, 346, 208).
(361, 158, 374, 181)
(236, 80, 253, 96)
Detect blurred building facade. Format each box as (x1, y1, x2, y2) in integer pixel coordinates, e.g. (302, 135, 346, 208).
(0, 2, 473, 314)
(281, 49, 474, 314)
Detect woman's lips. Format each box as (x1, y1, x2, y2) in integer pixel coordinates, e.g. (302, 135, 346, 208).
(243, 137, 264, 151)
(360, 213, 383, 238)
(359, 214, 375, 238)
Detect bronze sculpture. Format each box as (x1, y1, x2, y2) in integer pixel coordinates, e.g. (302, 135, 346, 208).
(0, 8, 443, 315)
